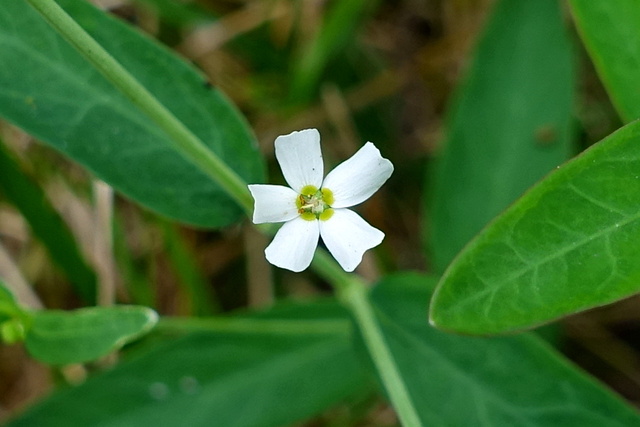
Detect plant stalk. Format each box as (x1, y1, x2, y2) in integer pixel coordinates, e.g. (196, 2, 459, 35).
(24, 0, 253, 215)
(312, 251, 423, 427)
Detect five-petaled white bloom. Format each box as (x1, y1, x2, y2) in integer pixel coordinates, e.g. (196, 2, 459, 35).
(248, 129, 393, 272)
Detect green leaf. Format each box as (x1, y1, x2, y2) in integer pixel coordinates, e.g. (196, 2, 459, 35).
(430, 120, 640, 334)
(25, 305, 158, 365)
(428, 0, 574, 272)
(370, 273, 640, 426)
(570, 0, 640, 122)
(0, 0, 263, 228)
(0, 141, 96, 303)
(10, 302, 370, 427)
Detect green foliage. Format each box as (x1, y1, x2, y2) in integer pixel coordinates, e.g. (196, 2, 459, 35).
(290, 0, 378, 103)
(429, 0, 574, 271)
(133, 0, 215, 26)
(160, 221, 220, 315)
(371, 274, 640, 425)
(1, 318, 28, 344)
(112, 214, 156, 308)
(0, 141, 96, 303)
(0, 283, 32, 345)
(8, 303, 370, 427)
(25, 305, 158, 365)
(0, 282, 157, 364)
(11, 289, 640, 426)
(0, 281, 24, 322)
(570, 0, 640, 122)
(4, 0, 640, 424)
(0, 0, 263, 228)
(431, 120, 640, 333)
(429, 0, 640, 336)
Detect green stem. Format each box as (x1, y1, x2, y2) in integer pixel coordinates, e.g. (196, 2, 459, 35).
(313, 251, 423, 427)
(26, 1, 421, 425)
(24, 0, 253, 215)
(310, 249, 355, 291)
(344, 284, 423, 427)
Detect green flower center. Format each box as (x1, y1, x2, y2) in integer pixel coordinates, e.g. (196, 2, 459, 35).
(296, 185, 334, 221)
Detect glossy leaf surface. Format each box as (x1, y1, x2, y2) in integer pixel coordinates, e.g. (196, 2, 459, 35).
(25, 305, 158, 365)
(9, 302, 369, 427)
(371, 273, 640, 425)
(431, 120, 640, 334)
(570, 0, 640, 122)
(0, 0, 263, 228)
(429, 0, 574, 271)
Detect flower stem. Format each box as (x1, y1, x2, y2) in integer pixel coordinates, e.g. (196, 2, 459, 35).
(312, 251, 423, 427)
(26, 1, 421, 425)
(24, 0, 253, 216)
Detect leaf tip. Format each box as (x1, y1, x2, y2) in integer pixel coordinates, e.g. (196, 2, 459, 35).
(130, 306, 160, 340)
(427, 312, 439, 328)
(427, 297, 446, 331)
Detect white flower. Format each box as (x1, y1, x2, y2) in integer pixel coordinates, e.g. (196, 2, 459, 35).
(248, 129, 393, 272)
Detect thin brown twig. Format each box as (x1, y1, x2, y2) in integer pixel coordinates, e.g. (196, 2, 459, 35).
(93, 180, 116, 307)
(178, 0, 289, 59)
(243, 224, 273, 307)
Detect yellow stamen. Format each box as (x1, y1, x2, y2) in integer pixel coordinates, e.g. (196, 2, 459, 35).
(296, 185, 334, 221)
(319, 208, 334, 221)
(300, 211, 316, 221)
(300, 185, 318, 196)
(321, 188, 334, 206)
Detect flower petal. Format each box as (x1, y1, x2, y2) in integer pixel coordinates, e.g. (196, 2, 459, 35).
(265, 217, 320, 272)
(275, 129, 324, 192)
(319, 208, 384, 272)
(322, 142, 393, 208)
(248, 184, 299, 224)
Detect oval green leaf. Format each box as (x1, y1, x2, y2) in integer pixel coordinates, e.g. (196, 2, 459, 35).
(430, 120, 640, 334)
(10, 302, 369, 427)
(25, 305, 158, 365)
(0, 0, 263, 228)
(428, 0, 574, 272)
(570, 0, 640, 122)
(372, 273, 640, 425)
